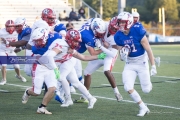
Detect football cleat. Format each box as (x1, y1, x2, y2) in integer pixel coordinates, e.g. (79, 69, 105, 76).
(37, 107, 52, 115)
(15, 74, 27, 82)
(137, 106, 150, 117)
(74, 97, 89, 104)
(115, 93, 123, 102)
(0, 79, 7, 85)
(22, 88, 30, 104)
(61, 98, 73, 107)
(88, 97, 97, 109)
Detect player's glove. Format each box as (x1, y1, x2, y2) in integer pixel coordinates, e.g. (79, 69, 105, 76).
(95, 39, 102, 48)
(120, 47, 129, 61)
(150, 65, 157, 76)
(97, 53, 106, 59)
(54, 68, 60, 80)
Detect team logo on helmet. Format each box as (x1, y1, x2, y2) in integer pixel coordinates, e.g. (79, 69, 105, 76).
(92, 21, 100, 30)
(42, 8, 49, 15)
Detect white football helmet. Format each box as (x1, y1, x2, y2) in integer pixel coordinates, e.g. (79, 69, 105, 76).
(14, 17, 27, 33)
(132, 12, 140, 23)
(90, 18, 106, 38)
(31, 20, 50, 33)
(117, 12, 134, 32)
(31, 27, 49, 48)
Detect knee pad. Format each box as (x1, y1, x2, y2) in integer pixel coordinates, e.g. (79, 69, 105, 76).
(14, 64, 20, 69)
(84, 69, 91, 76)
(124, 84, 133, 92)
(34, 88, 42, 95)
(142, 85, 152, 93)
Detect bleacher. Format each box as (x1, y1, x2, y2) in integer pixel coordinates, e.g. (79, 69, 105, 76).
(0, 0, 77, 28)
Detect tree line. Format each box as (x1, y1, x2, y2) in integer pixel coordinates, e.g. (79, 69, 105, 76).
(84, 0, 180, 24)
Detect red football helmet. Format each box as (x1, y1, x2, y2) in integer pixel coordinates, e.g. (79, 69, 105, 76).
(65, 29, 82, 49)
(5, 20, 15, 34)
(108, 16, 119, 35)
(41, 8, 56, 26)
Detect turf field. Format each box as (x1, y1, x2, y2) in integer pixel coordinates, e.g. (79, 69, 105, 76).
(0, 45, 180, 120)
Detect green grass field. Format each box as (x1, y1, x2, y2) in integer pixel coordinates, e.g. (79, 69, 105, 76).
(0, 45, 180, 120)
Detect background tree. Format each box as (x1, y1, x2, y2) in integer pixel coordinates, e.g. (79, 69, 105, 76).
(84, 0, 179, 23)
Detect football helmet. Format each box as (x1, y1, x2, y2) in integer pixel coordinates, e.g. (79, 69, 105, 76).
(90, 18, 106, 38)
(14, 17, 27, 33)
(117, 12, 134, 32)
(65, 29, 82, 49)
(41, 8, 56, 26)
(31, 27, 49, 48)
(108, 16, 119, 35)
(31, 20, 50, 33)
(132, 12, 140, 23)
(5, 20, 15, 34)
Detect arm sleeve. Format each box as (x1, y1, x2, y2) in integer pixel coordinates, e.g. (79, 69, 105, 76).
(38, 50, 57, 70)
(99, 46, 117, 58)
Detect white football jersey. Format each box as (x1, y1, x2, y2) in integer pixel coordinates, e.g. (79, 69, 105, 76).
(104, 22, 116, 48)
(48, 38, 73, 63)
(0, 28, 18, 52)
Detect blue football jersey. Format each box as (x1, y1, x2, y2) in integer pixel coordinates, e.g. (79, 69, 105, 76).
(54, 23, 66, 33)
(114, 22, 146, 57)
(77, 20, 97, 53)
(31, 33, 62, 55)
(18, 27, 31, 40)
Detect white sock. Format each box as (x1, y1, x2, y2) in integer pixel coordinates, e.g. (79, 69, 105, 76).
(129, 90, 142, 103)
(113, 87, 120, 94)
(77, 82, 92, 99)
(80, 78, 84, 84)
(61, 80, 71, 98)
(139, 101, 146, 109)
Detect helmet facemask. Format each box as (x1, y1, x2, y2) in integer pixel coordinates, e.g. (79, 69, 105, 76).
(5, 20, 15, 34)
(33, 34, 47, 48)
(108, 17, 119, 35)
(42, 8, 56, 26)
(31, 28, 48, 48)
(117, 12, 134, 32)
(91, 18, 106, 38)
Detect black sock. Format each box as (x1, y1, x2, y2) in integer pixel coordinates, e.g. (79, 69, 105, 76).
(26, 90, 30, 96)
(39, 104, 46, 108)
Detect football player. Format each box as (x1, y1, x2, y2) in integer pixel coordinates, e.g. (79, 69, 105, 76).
(0, 20, 26, 85)
(114, 12, 157, 117)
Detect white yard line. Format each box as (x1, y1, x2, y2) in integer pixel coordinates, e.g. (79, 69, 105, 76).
(2, 83, 180, 110)
(96, 70, 180, 79)
(165, 81, 177, 83)
(73, 93, 180, 110)
(0, 89, 9, 92)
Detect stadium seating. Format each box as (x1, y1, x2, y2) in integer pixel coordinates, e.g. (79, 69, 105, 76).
(0, 0, 73, 28)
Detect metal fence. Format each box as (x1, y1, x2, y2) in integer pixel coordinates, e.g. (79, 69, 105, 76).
(67, 0, 101, 19)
